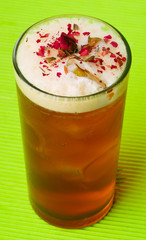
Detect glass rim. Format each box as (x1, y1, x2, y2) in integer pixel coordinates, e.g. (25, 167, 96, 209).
(12, 14, 132, 100)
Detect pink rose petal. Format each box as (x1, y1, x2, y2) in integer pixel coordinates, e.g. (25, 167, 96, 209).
(36, 46, 45, 57)
(36, 39, 41, 43)
(110, 41, 118, 48)
(83, 32, 90, 36)
(122, 57, 126, 62)
(101, 66, 105, 70)
(110, 53, 116, 58)
(57, 72, 62, 78)
(104, 35, 112, 39)
(111, 65, 117, 69)
(40, 33, 49, 38)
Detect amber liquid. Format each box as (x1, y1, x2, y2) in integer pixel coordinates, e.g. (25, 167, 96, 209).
(17, 86, 126, 228)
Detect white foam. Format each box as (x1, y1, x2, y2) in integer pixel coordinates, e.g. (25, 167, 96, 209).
(15, 15, 128, 113)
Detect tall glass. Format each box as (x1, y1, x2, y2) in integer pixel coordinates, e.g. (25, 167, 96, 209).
(13, 15, 131, 228)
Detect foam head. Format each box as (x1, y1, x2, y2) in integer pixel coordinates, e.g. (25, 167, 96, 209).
(13, 15, 131, 113)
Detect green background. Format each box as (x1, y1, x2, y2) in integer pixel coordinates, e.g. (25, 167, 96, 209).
(0, 0, 146, 239)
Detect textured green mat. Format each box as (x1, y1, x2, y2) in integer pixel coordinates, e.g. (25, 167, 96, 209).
(0, 0, 146, 239)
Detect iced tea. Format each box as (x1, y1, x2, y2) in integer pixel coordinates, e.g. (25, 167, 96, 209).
(13, 15, 131, 228)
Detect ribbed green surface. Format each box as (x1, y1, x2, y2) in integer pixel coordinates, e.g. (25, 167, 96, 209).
(0, 0, 146, 239)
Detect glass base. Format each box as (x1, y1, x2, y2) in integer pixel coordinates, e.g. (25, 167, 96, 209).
(30, 195, 114, 229)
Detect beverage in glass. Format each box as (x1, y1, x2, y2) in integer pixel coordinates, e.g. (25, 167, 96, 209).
(13, 15, 131, 228)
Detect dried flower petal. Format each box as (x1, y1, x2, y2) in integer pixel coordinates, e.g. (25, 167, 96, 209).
(57, 72, 62, 78)
(89, 58, 98, 63)
(36, 39, 41, 43)
(104, 38, 110, 43)
(101, 66, 106, 70)
(110, 41, 118, 48)
(80, 49, 89, 56)
(104, 35, 112, 39)
(104, 35, 112, 43)
(102, 50, 109, 56)
(83, 32, 90, 36)
(36, 46, 45, 57)
(117, 57, 123, 67)
(72, 31, 80, 36)
(52, 40, 60, 49)
(67, 24, 72, 34)
(116, 52, 122, 57)
(79, 45, 91, 56)
(97, 70, 103, 73)
(97, 58, 103, 65)
(42, 73, 49, 76)
(111, 65, 117, 69)
(122, 57, 126, 62)
(40, 33, 49, 38)
(110, 53, 116, 58)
